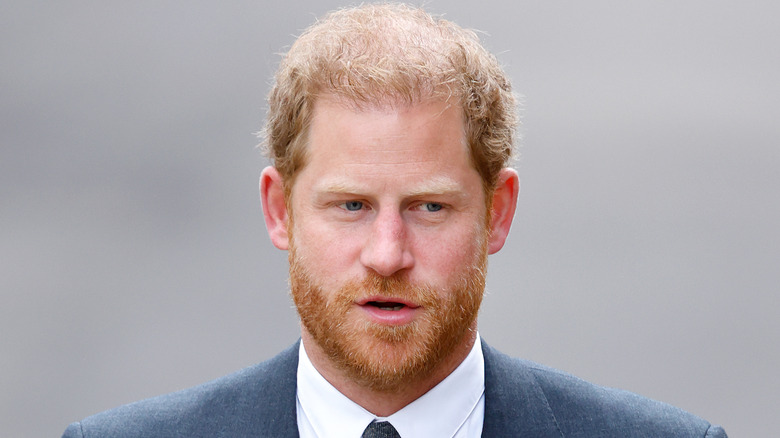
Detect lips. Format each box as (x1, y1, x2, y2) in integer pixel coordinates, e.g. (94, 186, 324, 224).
(356, 296, 421, 325)
(357, 296, 420, 309)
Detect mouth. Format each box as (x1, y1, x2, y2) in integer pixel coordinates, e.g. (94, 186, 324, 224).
(356, 297, 420, 325)
(366, 301, 407, 311)
(358, 296, 419, 309)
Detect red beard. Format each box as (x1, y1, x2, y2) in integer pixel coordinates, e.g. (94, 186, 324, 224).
(288, 240, 487, 392)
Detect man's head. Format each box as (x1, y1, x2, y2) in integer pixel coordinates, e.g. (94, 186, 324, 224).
(264, 3, 518, 198)
(260, 4, 519, 396)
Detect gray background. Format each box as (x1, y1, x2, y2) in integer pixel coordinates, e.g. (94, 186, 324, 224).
(2, 1, 777, 436)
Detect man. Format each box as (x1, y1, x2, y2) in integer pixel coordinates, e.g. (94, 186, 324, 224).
(63, 4, 727, 437)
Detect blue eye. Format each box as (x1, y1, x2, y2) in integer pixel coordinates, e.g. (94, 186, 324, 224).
(343, 201, 363, 211)
(424, 203, 443, 212)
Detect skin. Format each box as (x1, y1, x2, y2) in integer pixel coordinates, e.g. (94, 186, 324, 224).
(261, 95, 519, 416)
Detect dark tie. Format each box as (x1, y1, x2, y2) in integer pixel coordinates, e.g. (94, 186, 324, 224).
(362, 421, 402, 438)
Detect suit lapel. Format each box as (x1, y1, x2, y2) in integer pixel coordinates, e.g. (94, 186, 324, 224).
(481, 341, 563, 437)
(254, 341, 301, 437)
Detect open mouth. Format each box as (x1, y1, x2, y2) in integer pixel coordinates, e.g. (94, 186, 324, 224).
(366, 301, 406, 311)
(358, 297, 419, 325)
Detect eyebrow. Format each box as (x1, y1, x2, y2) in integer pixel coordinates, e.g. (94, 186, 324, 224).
(315, 176, 465, 198)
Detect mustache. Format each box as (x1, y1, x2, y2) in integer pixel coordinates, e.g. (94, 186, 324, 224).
(336, 272, 441, 308)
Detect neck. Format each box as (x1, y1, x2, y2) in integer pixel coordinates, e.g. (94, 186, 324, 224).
(301, 324, 477, 417)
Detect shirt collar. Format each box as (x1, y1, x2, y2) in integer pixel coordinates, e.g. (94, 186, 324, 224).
(297, 334, 485, 438)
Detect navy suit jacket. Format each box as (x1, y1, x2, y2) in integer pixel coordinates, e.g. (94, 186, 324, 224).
(63, 341, 727, 437)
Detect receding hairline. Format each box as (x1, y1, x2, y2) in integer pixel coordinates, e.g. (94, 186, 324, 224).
(310, 90, 462, 116)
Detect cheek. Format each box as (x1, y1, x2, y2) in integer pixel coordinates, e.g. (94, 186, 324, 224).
(292, 218, 365, 286)
(410, 224, 484, 285)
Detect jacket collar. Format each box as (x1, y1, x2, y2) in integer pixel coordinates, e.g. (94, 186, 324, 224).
(481, 340, 562, 437)
(257, 340, 301, 437)
(272, 339, 562, 437)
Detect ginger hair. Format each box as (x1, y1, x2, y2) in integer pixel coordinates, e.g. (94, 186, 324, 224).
(263, 3, 518, 197)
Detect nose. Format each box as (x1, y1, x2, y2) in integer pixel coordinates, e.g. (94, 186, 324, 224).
(360, 209, 414, 277)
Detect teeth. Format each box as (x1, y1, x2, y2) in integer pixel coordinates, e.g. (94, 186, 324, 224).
(375, 303, 404, 311)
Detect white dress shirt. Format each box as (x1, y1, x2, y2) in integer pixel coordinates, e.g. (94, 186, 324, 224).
(296, 335, 485, 438)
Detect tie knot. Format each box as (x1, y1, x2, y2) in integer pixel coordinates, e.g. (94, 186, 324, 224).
(362, 420, 401, 438)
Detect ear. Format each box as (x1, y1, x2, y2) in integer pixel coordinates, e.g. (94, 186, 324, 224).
(487, 168, 519, 254)
(260, 166, 290, 250)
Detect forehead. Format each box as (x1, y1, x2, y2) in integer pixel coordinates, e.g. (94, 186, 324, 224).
(291, 95, 479, 196)
(308, 96, 466, 162)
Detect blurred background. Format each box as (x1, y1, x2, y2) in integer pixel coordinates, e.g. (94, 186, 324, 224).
(2, 1, 777, 436)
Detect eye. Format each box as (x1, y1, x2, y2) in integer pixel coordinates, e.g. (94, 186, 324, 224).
(418, 202, 443, 212)
(342, 201, 364, 211)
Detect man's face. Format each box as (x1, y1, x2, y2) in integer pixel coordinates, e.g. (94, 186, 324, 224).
(287, 96, 490, 391)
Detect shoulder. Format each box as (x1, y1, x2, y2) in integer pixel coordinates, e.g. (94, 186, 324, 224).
(63, 342, 300, 438)
(481, 342, 727, 438)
